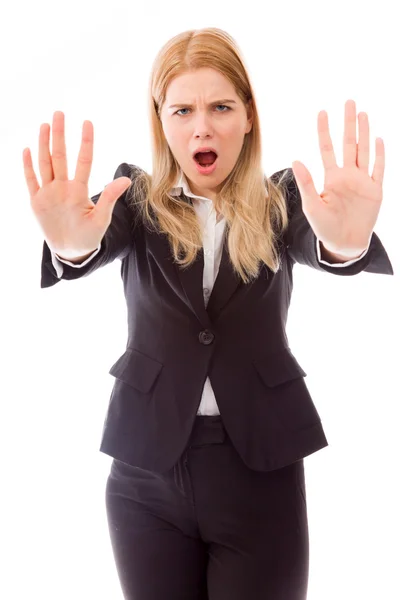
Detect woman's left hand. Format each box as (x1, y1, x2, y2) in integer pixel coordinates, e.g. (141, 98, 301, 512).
(291, 99, 385, 257)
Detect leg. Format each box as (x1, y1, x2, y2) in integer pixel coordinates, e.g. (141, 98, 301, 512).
(188, 440, 309, 600)
(105, 459, 209, 600)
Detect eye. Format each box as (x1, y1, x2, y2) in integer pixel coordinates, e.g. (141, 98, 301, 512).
(215, 105, 231, 112)
(175, 105, 231, 116)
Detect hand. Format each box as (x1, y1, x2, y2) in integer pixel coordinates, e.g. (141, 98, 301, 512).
(23, 111, 132, 258)
(291, 99, 385, 257)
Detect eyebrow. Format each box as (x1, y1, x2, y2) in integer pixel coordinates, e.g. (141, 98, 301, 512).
(168, 99, 237, 109)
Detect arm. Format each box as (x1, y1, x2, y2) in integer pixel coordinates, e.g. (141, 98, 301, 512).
(316, 233, 372, 266)
(55, 249, 100, 263)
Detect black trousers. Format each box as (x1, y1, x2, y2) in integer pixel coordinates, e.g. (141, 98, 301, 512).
(105, 415, 309, 599)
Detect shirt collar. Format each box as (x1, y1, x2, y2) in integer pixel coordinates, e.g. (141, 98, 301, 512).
(170, 169, 213, 203)
(170, 169, 194, 198)
(170, 168, 225, 223)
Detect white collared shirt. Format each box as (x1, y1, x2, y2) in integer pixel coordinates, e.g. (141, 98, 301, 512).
(51, 169, 371, 415)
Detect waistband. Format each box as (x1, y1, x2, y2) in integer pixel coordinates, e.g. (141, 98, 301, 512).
(188, 415, 227, 447)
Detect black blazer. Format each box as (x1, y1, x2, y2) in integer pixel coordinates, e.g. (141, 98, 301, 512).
(40, 163, 394, 473)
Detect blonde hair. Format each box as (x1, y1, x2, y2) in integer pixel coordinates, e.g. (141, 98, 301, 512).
(127, 27, 291, 284)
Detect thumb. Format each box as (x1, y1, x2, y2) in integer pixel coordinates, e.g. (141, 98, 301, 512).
(291, 161, 319, 213)
(95, 176, 132, 221)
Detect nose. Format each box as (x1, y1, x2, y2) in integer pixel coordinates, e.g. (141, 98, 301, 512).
(193, 111, 214, 139)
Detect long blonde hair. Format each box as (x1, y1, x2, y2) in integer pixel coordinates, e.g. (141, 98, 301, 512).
(127, 27, 291, 284)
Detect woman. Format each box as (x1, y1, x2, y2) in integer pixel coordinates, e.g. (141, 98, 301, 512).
(25, 27, 393, 600)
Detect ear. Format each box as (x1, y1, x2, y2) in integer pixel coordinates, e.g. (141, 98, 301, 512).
(245, 99, 253, 133)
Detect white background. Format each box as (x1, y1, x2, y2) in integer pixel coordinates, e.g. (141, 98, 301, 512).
(1, 0, 399, 598)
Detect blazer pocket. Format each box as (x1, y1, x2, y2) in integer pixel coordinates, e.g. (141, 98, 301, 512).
(252, 348, 307, 387)
(109, 348, 163, 393)
(252, 348, 321, 431)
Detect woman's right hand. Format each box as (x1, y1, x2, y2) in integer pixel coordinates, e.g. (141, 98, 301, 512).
(23, 111, 132, 260)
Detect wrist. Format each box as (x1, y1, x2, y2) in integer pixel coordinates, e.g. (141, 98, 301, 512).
(319, 241, 366, 262)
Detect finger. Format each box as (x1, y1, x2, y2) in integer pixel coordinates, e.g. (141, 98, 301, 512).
(94, 177, 132, 222)
(357, 112, 370, 174)
(38, 122, 54, 186)
(22, 147, 40, 199)
(74, 120, 94, 185)
(371, 138, 385, 186)
(318, 110, 337, 171)
(343, 99, 357, 167)
(51, 111, 68, 181)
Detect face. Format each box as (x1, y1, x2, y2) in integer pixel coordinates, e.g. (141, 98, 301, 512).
(160, 67, 253, 202)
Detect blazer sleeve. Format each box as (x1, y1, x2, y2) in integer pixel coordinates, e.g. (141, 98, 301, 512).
(271, 167, 394, 276)
(40, 162, 141, 288)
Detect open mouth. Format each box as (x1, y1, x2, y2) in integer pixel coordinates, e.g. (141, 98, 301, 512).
(194, 151, 218, 166)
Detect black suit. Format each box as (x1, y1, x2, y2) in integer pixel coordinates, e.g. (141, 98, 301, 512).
(41, 163, 394, 474)
(41, 163, 394, 599)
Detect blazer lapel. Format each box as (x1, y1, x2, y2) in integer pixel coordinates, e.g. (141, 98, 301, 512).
(206, 238, 241, 321)
(175, 191, 241, 326)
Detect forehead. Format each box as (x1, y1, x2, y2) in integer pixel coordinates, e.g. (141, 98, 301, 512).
(165, 68, 237, 101)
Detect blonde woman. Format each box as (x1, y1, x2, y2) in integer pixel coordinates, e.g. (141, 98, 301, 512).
(25, 27, 393, 600)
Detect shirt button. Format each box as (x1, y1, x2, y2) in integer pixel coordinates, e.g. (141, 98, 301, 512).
(198, 330, 215, 345)
(204, 288, 210, 295)
(205, 249, 212, 256)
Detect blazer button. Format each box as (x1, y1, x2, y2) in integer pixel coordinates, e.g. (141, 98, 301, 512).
(198, 329, 215, 345)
